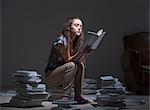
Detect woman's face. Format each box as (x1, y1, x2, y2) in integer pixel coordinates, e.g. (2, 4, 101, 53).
(70, 19, 83, 36)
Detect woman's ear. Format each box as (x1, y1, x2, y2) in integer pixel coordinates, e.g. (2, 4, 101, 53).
(66, 27, 71, 31)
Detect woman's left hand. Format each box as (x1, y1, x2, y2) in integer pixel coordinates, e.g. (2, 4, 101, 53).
(83, 45, 93, 55)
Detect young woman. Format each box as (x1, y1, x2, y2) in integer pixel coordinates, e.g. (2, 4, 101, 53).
(45, 17, 92, 104)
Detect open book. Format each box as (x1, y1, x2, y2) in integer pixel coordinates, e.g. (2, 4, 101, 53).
(81, 28, 106, 50)
(74, 29, 106, 61)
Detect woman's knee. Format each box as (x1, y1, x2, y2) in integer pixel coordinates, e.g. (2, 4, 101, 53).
(67, 62, 76, 70)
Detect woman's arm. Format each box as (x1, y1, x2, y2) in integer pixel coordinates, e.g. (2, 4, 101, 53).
(57, 44, 92, 62)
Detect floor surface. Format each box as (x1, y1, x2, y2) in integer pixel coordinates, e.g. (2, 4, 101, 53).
(0, 91, 149, 110)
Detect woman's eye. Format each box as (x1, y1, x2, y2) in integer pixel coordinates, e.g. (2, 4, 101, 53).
(74, 24, 77, 27)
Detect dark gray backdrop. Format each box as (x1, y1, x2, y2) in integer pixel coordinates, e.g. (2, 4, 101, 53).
(0, 0, 149, 90)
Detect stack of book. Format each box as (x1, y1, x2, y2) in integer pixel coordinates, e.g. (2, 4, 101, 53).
(9, 70, 49, 107)
(82, 78, 98, 95)
(96, 76, 126, 107)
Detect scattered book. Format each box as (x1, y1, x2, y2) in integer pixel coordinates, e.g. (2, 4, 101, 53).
(9, 70, 49, 107)
(52, 100, 77, 108)
(95, 75, 126, 108)
(82, 78, 98, 95)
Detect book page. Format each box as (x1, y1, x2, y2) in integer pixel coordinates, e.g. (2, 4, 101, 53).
(80, 31, 99, 50)
(81, 29, 106, 50)
(76, 29, 106, 61)
(86, 32, 99, 46)
(97, 29, 103, 36)
(91, 31, 106, 49)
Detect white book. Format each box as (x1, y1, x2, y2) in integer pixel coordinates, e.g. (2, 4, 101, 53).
(15, 70, 41, 77)
(83, 78, 97, 84)
(12, 95, 46, 101)
(17, 92, 49, 99)
(12, 76, 42, 83)
(9, 97, 43, 107)
(75, 29, 106, 62)
(83, 83, 97, 89)
(82, 29, 106, 50)
(17, 91, 49, 95)
(15, 83, 46, 92)
(100, 76, 114, 81)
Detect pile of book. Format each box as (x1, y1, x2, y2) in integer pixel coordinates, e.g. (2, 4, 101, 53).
(9, 70, 49, 107)
(82, 78, 98, 95)
(96, 76, 126, 107)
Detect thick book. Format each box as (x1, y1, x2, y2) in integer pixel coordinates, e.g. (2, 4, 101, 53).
(12, 75, 42, 83)
(14, 83, 46, 92)
(9, 97, 44, 107)
(13, 70, 41, 77)
(82, 28, 106, 50)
